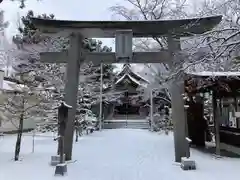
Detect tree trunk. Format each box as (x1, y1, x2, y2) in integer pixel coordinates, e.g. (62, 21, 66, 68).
(75, 127, 79, 142)
(57, 127, 60, 155)
(14, 113, 24, 161)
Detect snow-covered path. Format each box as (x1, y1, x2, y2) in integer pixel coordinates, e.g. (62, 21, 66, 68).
(0, 129, 240, 180)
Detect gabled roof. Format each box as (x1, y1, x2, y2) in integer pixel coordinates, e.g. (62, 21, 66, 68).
(115, 73, 147, 88)
(115, 64, 149, 87)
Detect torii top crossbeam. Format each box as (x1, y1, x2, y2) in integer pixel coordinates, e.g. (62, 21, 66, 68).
(31, 16, 222, 38)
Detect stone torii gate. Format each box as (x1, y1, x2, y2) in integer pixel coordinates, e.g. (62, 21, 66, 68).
(32, 16, 221, 162)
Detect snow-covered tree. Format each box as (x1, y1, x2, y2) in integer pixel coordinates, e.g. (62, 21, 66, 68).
(110, 0, 190, 51)
(76, 40, 116, 130)
(0, 68, 51, 161)
(80, 41, 115, 100)
(197, 0, 240, 71)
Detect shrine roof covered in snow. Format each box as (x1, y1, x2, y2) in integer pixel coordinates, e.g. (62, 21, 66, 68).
(187, 71, 240, 77)
(115, 64, 149, 87)
(31, 16, 222, 37)
(185, 71, 240, 94)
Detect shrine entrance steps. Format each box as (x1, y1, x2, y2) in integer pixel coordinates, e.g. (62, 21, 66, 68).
(103, 119, 149, 130)
(111, 114, 147, 120)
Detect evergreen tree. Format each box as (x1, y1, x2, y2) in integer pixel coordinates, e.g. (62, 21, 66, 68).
(77, 40, 116, 129)
(82, 41, 115, 92)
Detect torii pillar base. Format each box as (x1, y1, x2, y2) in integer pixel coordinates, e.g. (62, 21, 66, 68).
(55, 163, 68, 176)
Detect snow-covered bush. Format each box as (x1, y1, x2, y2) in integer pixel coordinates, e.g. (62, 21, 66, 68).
(149, 107, 173, 133)
(36, 123, 58, 133)
(146, 102, 172, 134)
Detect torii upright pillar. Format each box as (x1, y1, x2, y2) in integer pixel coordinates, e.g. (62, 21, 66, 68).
(63, 33, 82, 160)
(167, 36, 187, 162)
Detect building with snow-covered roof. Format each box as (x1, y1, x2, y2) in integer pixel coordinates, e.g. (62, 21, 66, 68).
(90, 63, 171, 125)
(115, 64, 149, 88)
(112, 64, 149, 120)
(185, 71, 240, 156)
(91, 64, 151, 123)
(0, 70, 19, 91)
(0, 70, 36, 133)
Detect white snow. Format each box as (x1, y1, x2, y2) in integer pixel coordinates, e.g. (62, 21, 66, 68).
(1, 80, 25, 91)
(2, 80, 16, 91)
(115, 73, 132, 84)
(0, 70, 19, 91)
(187, 71, 240, 77)
(0, 129, 240, 180)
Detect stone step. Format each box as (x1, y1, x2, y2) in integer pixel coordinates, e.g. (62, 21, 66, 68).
(112, 115, 146, 120)
(103, 120, 149, 129)
(126, 123, 149, 129)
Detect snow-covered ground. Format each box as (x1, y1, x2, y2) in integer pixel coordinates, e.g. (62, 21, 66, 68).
(0, 129, 239, 180)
